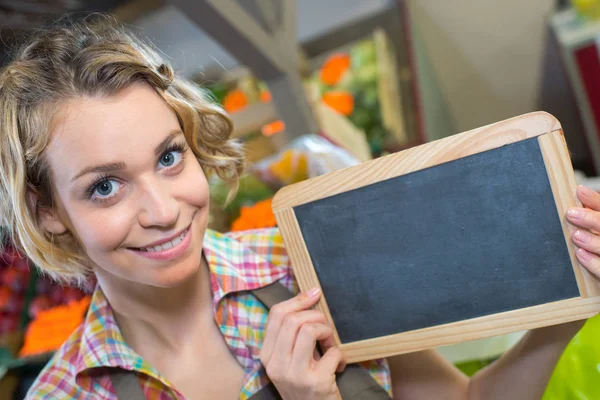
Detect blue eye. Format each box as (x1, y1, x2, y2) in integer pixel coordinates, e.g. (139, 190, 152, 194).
(92, 179, 121, 199)
(158, 150, 183, 169)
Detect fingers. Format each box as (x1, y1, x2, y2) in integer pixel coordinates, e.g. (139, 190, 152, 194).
(272, 310, 328, 363)
(316, 346, 344, 377)
(313, 328, 347, 372)
(567, 207, 600, 233)
(577, 185, 600, 211)
(260, 288, 322, 365)
(575, 248, 600, 277)
(292, 322, 333, 367)
(259, 285, 346, 392)
(290, 322, 343, 376)
(569, 186, 600, 231)
(573, 229, 600, 254)
(570, 186, 600, 278)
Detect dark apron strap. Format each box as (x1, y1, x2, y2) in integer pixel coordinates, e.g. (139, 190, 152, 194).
(251, 280, 295, 304)
(108, 368, 147, 399)
(336, 365, 392, 399)
(108, 367, 282, 400)
(248, 382, 282, 400)
(250, 282, 391, 400)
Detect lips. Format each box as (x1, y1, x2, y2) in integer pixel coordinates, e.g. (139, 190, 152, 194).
(130, 226, 190, 252)
(128, 224, 193, 262)
(137, 230, 187, 252)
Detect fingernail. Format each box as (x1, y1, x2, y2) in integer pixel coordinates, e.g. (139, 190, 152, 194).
(307, 287, 321, 298)
(574, 230, 591, 243)
(577, 248, 592, 261)
(568, 209, 582, 220)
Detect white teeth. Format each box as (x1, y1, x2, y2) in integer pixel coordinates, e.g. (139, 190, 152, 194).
(139, 230, 186, 252)
(152, 244, 164, 252)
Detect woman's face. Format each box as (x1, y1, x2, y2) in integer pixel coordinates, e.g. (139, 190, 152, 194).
(44, 83, 210, 287)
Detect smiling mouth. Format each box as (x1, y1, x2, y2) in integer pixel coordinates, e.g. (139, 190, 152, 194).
(131, 227, 190, 253)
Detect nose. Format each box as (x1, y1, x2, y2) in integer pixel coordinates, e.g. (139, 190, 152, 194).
(137, 180, 179, 228)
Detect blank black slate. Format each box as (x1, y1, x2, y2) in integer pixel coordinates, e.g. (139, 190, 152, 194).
(294, 137, 579, 344)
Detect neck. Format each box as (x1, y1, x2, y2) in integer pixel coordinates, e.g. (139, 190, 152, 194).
(96, 256, 214, 353)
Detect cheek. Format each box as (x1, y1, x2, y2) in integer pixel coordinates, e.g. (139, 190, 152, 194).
(54, 187, 135, 255)
(180, 158, 210, 207)
(72, 209, 135, 253)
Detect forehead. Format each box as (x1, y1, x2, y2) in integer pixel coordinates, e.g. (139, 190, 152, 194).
(46, 84, 180, 178)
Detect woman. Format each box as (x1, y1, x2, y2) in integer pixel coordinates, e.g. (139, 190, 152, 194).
(0, 15, 599, 400)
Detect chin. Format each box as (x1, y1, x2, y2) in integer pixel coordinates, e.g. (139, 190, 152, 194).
(151, 258, 202, 288)
(148, 234, 205, 288)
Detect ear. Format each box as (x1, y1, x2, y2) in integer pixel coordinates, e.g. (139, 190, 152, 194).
(26, 188, 67, 235)
(39, 206, 68, 235)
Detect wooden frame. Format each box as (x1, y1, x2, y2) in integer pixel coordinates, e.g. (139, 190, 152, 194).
(272, 112, 600, 363)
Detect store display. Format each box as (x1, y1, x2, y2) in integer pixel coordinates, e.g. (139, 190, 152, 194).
(0, 245, 32, 335)
(0, 242, 89, 378)
(572, 0, 600, 19)
(252, 134, 360, 189)
(313, 41, 390, 155)
(550, 9, 600, 173)
(231, 198, 277, 232)
(19, 296, 90, 358)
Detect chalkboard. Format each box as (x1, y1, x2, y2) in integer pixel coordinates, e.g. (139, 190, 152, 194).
(294, 137, 578, 343)
(272, 112, 600, 362)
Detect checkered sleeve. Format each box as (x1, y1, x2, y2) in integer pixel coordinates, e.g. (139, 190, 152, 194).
(226, 227, 299, 295)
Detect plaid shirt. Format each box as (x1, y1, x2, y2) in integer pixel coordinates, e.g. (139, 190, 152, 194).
(27, 228, 392, 399)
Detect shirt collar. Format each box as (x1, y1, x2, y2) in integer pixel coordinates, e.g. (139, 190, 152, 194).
(74, 228, 287, 378)
(202, 229, 288, 310)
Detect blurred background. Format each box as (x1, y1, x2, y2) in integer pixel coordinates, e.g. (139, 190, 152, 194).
(1, 0, 600, 398)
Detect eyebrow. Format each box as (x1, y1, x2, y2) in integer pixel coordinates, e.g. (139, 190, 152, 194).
(71, 130, 184, 182)
(155, 130, 184, 157)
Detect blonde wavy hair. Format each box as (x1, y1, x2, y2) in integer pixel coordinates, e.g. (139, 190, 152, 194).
(0, 14, 244, 286)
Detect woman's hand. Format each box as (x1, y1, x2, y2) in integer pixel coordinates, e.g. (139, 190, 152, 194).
(568, 185, 600, 276)
(259, 288, 345, 400)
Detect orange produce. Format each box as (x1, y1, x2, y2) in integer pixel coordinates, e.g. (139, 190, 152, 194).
(231, 198, 277, 232)
(322, 91, 355, 116)
(320, 53, 351, 86)
(259, 89, 272, 102)
(268, 150, 308, 184)
(19, 296, 91, 357)
(223, 89, 249, 113)
(261, 120, 285, 137)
